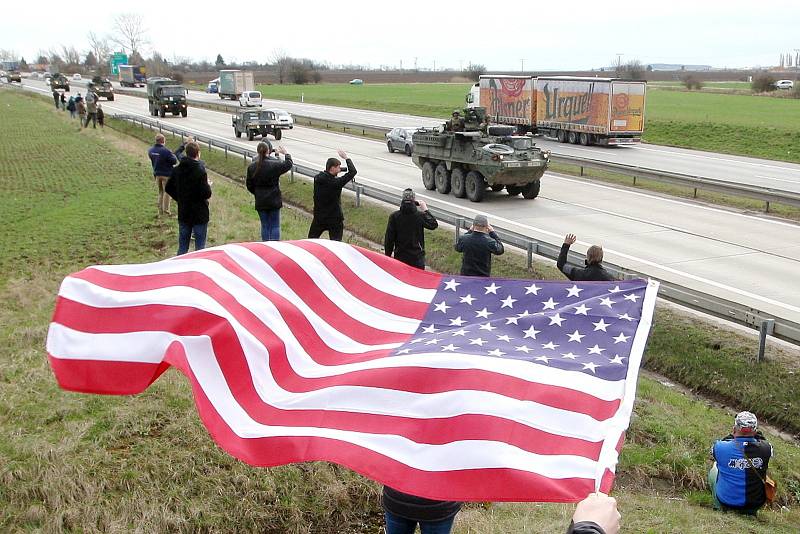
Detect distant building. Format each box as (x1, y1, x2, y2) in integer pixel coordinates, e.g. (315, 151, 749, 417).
(646, 63, 713, 72)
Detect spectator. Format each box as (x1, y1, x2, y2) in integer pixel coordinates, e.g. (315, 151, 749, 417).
(455, 214, 504, 276)
(308, 149, 357, 241)
(165, 141, 212, 255)
(66, 95, 76, 119)
(567, 493, 621, 534)
(52, 88, 60, 109)
(148, 133, 179, 216)
(557, 234, 615, 282)
(382, 486, 461, 534)
(60, 92, 66, 111)
(384, 189, 438, 269)
(76, 97, 87, 130)
(96, 104, 104, 128)
(709, 411, 773, 515)
(246, 141, 293, 241)
(83, 90, 98, 129)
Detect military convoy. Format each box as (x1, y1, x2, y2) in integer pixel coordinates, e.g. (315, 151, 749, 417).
(89, 76, 114, 100)
(411, 107, 550, 202)
(231, 109, 285, 140)
(48, 73, 70, 91)
(147, 78, 188, 117)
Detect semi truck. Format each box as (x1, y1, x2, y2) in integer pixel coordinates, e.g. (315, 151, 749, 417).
(119, 64, 147, 87)
(147, 78, 188, 117)
(466, 75, 646, 146)
(218, 70, 254, 100)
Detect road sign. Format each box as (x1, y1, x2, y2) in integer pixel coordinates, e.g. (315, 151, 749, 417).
(109, 52, 128, 75)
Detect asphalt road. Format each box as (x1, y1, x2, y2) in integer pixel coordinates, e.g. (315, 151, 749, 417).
(18, 79, 800, 329)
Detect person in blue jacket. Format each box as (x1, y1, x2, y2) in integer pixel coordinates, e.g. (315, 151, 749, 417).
(709, 411, 773, 514)
(148, 133, 179, 216)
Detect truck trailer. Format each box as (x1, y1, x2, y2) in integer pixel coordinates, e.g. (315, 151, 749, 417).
(218, 70, 254, 100)
(119, 64, 147, 87)
(467, 75, 646, 146)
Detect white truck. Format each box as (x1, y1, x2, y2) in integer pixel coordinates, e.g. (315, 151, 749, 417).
(218, 70, 255, 101)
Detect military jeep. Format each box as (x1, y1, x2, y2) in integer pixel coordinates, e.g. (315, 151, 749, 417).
(232, 109, 284, 141)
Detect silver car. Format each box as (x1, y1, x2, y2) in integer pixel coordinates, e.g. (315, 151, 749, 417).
(386, 127, 420, 156)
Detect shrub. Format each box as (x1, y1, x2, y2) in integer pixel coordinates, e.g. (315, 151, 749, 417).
(751, 73, 776, 92)
(682, 75, 703, 90)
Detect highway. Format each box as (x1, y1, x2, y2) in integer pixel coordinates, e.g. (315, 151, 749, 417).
(90, 79, 800, 195)
(18, 78, 800, 329)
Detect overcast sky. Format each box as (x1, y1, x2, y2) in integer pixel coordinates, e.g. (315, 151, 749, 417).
(2, 0, 799, 71)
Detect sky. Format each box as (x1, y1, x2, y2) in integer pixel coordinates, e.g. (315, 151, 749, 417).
(2, 0, 799, 71)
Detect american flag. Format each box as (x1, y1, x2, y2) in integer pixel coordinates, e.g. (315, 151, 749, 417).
(46, 239, 658, 502)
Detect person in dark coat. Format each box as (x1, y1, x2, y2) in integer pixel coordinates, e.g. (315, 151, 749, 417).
(60, 92, 66, 110)
(557, 233, 615, 281)
(66, 96, 76, 119)
(307, 149, 357, 241)
(455, 214, 504, 276)
(382, 486, 461, 534)
(384, 188, 438, 269)
(148, 133, 179, 216)
(165, 141, 212, 255)
(96, 104, 104, 128)
(52, 89, 60, 109)
(246, 141, 292, 241)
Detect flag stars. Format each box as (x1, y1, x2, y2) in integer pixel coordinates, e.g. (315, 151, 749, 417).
(582, 362, 599, 373)
(475, 308, 492, 319)
(440, 344, 458, 352)
(624, 293, 640, 302)
(525, 283, 541, 295)
(500, 295, 517, 309)
(562, 352, 579, 360)
(548, 313, 566, 326)
(567, 330, 585, 343)
(535, 355, 551, 363)
(542, 297, 558, 310)
(542, 341, 559, 350)
(592, 319, 611, 332)
(410, 337, 424, 344)
(434, 301, 451, 313)
(505, 316, 520, 325)
(613, 332, 631, 344)
(608, 285, 624, 293)
(515, 345, 532, 353)
(566, 285, 583, 297)
(469, 338, 487, 346)
(523, 326, 541, 339)
(449, 316, 467, 327)
(484, 282, 501, 295)
(609, 355, 626, 365)
(422, 324, 439, 334)
(587, 344, 605, 355)
(599, 297, 616, 308)
(459, 294, 476, 305)
(451, 328, 468, 337)
(396, 348, 412, 354)
(487, 348, 506, 357)
(496, 334, 513, 343)
(618, 313, 635, 322)
(444, 279, 460, 291)
(424, 338, 441, 345)
(574, 304, 591, 315)
(479, 322, 497, 332)
(517, 310, 532, 319)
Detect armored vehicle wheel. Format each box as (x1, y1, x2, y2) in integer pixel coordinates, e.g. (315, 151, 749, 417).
(387, 141, 394, 153)
(490, 184, 505, 192)
(465, 171, 486, 203)
(568, 131, 578, 144)
(557, 129, 567, 143)
(248, 130, 255, 141)
(421, 161, 436, 190)
(451, 168, 466, 198)
(181, 109, 187, 117)
(506, 185, 523, 196)
(159, 108, 165, 118)
(274, 129, 282, 140)
(435, 164, 451, 194)
(405, 144, 412, 156)
(235, 130, 242, 138)
(579, 132, 591, 146)
(521, 180, 541, 199)
(488, 125, 515, 136)
(108, 96, 114, 101)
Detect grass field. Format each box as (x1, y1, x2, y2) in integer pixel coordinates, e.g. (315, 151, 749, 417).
(3, 89, 800, 532)
(258, 83, 800, 163)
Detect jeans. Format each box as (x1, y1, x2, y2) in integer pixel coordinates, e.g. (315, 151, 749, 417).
(384, 511, 456, 534)
(708, 463, 759, 515)
(258, 208, 281, 241)
(177, 222, 208, 255)
(84, 112, 97, 129)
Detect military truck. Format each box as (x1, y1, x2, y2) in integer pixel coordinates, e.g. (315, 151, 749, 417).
(147, 78, 188, 117)
(90, 76, 114, 100)
(411, 107, 550, 203)
(48, 73, 70, 91)
(232, 109, 284, 141)
(7, 70, 22, 83)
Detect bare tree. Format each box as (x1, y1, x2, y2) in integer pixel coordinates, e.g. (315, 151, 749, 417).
(0, 49, 19, 61)
(620, 60, 645, 80)
(61, 45, 81, 66)
(109, 13, 149, 56)
(87, 31, 112, 66)
(271, 49, 292, 84)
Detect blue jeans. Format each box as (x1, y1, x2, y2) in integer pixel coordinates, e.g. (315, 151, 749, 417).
(258, 209, 281, 241)
(384, 511, 456, 534)
(177, 222, 208, 255)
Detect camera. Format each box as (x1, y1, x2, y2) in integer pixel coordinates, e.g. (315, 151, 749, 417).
(414, 201, 420, 206)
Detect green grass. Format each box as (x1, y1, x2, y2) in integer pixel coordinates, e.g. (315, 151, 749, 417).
(3, 89, 800, 532)
(257, 82, 800, 163)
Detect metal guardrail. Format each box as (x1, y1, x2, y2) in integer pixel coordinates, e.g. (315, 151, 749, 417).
(113, 111, 800, 345)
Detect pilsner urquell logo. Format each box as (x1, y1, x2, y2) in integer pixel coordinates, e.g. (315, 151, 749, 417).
(500, 78, 526, 97)
(542, 83, 594, 124)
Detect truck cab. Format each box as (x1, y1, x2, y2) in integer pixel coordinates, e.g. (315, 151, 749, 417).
(465, 83, 480, 108)
(232, 109, 283, 141)
(147, 78, 188, 118)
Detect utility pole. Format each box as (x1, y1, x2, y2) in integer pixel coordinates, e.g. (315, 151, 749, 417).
(616, 53, 623, 70)
(400, 59, 403, 71)
(433, 59, 436, 71)
(414, 57, 418, 71)
(459, 59, 463, 71)
(520, 58, 525, 72)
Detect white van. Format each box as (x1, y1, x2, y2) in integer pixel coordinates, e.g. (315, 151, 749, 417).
(239, 90, 262, 107)
(775, 80, 794, 90)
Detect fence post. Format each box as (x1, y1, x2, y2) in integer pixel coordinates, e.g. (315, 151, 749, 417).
(355, 185, 363, 207)
(454, 218, 463, 243)
(757, 319, 774, 362)
(693, 187, 698, 198)
(225, 146, 228, 159)
(765, 201, 770, 213)
(527, 241, 534, 269)
(290, 166, 295, 183)
(633, 176, 637, 186)
(580, 166, 584, 177)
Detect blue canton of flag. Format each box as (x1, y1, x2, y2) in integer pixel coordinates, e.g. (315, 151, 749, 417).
(395, 278, 648, 382)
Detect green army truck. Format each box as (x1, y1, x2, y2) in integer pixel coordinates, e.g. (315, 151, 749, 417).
(49, 73, 70, 91)
(147, 78, 188, 118)
(232, 109, 284, 141)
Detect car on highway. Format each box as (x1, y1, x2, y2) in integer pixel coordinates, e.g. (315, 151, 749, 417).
(386, 127, 422, 156)
(239, 90, 262, 107)
(272, 109, 294, 129)
(206, 78, 219, 93)
(43, 72, 51, 82)
(349, 78, 364, 85)
(72, 73, 82, 81)
(775, 79, 795, 90)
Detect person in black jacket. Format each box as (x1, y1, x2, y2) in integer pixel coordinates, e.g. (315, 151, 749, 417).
(308, 150, 357, 241)
(246, 141, 292, 241)
(557, 234, 615, 282)
(384, 189, 438, 269)
(455, 214, 504, 276)
(382, 486, 461, 534)
(165, 141, 212, 255)
(566, 493, 620, 534)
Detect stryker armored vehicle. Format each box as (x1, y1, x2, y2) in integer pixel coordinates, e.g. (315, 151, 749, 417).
(48, 73, 70, 91)
(411, 107, 550, 202)
(232, 108, 284, 140)
(90, 76, 114, 100)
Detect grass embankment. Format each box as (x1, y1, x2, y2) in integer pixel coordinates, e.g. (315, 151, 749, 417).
(258, 83, 800, 163)
(2, 89, 800, 532)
